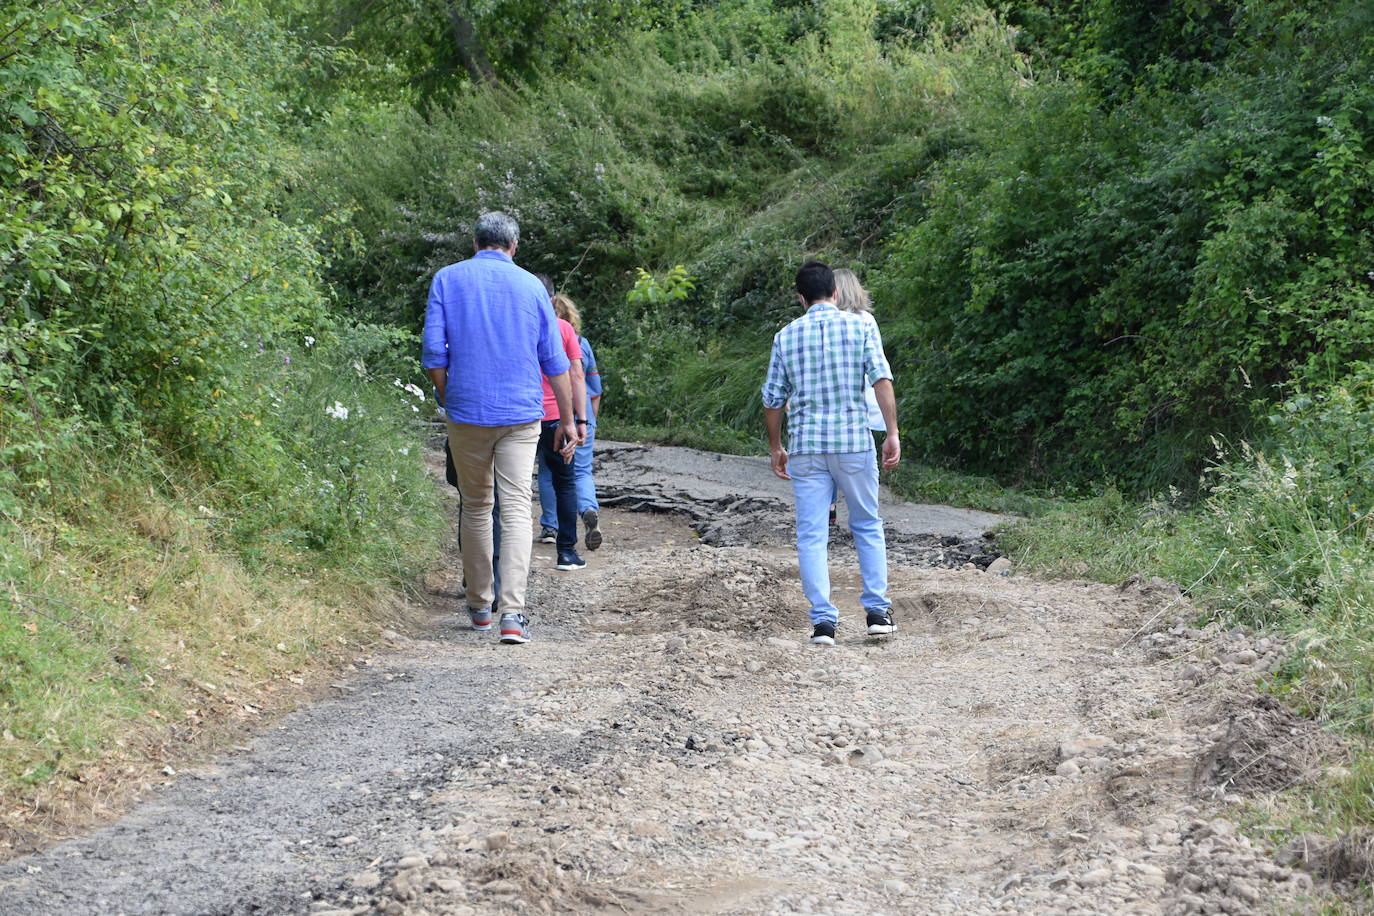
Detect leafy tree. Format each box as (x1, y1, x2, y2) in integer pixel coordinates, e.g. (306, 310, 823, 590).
(0, 0, 329, 481)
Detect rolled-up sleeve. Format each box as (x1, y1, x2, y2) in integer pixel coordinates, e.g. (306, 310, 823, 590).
(536, 297, 570, 377)
(760, 334, 792, 408)
(863, 320, 893, 386)
(421, 277, 448, 369)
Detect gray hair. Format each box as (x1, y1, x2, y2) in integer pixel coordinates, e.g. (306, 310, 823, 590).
(474, 211, 520, 250)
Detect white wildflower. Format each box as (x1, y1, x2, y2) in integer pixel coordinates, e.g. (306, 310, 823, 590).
(398, 447, 410, 456)
(304, 336, 316, 348)
(1280, 459, 1298, 491)
(325, 401, 350, 420)
(403, 383, 425, 399)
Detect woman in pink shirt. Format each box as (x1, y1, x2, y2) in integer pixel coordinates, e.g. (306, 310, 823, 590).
(536, 288, 588, 571)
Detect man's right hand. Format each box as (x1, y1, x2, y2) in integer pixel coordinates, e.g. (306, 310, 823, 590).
(770, 447, 790, 481)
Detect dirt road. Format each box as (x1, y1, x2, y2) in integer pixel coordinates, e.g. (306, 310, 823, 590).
(0, 444, 1332, 914)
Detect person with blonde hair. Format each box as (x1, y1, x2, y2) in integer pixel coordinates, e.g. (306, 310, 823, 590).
(538, 293, 604, 551)
(833, 269, 886, 435)
(823, 269, 889, 525)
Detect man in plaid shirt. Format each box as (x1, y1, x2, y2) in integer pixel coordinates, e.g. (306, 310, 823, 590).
(762, 260, 901, 645)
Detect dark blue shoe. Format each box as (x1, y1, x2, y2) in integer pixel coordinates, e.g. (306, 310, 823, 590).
(556, 551, 586, 571)
(866, 611, 895, 635)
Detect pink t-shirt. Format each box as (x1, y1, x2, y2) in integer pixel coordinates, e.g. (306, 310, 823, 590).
(541, 318, 581, 420)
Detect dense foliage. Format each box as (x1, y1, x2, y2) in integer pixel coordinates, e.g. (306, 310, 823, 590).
(884, 0, 1374, 485)
(301, 0, 1374, 490)
(0, 0, 439, 788)
(0, 0, 435, 555)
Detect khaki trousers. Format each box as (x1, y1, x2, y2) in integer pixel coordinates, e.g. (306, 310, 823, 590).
(446, 420, 540, 612)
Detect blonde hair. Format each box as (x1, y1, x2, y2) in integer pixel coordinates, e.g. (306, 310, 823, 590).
(552, 293, 582, 335)
(833, 268, 872, 314)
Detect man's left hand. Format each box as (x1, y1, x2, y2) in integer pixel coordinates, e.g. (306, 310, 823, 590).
(555, 419, 581, 459)
(882, 433, 901, 470)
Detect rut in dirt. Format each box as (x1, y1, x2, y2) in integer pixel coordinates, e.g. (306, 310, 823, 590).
(0, 443, 1340, 915)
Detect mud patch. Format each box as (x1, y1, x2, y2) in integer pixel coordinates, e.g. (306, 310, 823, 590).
(890, 590, 1021, 632)
(986, 741, 1058, 787)
(1192, 693, 1349, 795)
(467, 845, 625, 913)
(591, 546, 804, 637)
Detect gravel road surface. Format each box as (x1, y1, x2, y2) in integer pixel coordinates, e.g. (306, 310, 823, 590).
(0, 445, 1334, 915)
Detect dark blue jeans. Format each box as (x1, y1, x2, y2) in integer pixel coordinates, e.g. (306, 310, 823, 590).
(456, 498, 502, 605)
(536, 420, 578, 555)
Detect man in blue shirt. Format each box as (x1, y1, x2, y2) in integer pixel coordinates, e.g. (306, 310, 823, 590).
(762, 260, 901, 646)
(422, 212, 581, 645)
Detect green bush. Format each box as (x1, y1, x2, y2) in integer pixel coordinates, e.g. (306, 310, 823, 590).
(876, 0, 1374, 488)
(305, 13, 1018, 454)
(216, 324, 443, 574)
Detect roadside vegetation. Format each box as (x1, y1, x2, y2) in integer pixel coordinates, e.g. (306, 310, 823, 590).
(0, 1, 441, 818)
(3, 0, 1373, 872)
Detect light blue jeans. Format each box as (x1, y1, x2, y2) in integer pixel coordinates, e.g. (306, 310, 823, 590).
(790, 450, 890, 626)
(538, 430, 598, 528)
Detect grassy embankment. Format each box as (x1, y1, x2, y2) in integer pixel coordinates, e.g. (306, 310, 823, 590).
(0, 1, 446, 849)
(1001, 375, 1374, 869)
(0, 334, 445, 849)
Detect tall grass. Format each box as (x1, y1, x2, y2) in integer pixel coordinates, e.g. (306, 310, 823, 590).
(0, 325, 444, 792)
(1002, 367, 1374, 731)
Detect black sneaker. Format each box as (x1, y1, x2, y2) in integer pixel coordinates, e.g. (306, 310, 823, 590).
(538, 526, 557, 544)
(556, 551, 586, 571)
(866, 611, 896, 635)
(582, 508, 602, 551)
(811, 622, 836, 646)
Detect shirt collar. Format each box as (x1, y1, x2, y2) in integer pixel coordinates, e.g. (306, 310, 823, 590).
(806, 300, 838, 312)
(474, 249, 513, 262)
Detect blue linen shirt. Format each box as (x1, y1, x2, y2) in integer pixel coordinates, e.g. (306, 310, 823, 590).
(760, 301, 893, 455)
(581, 336, 601, 430)
(422, 250, 570, 426)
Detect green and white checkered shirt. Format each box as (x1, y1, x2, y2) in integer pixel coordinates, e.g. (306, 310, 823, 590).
(761, 302, 893, 455)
